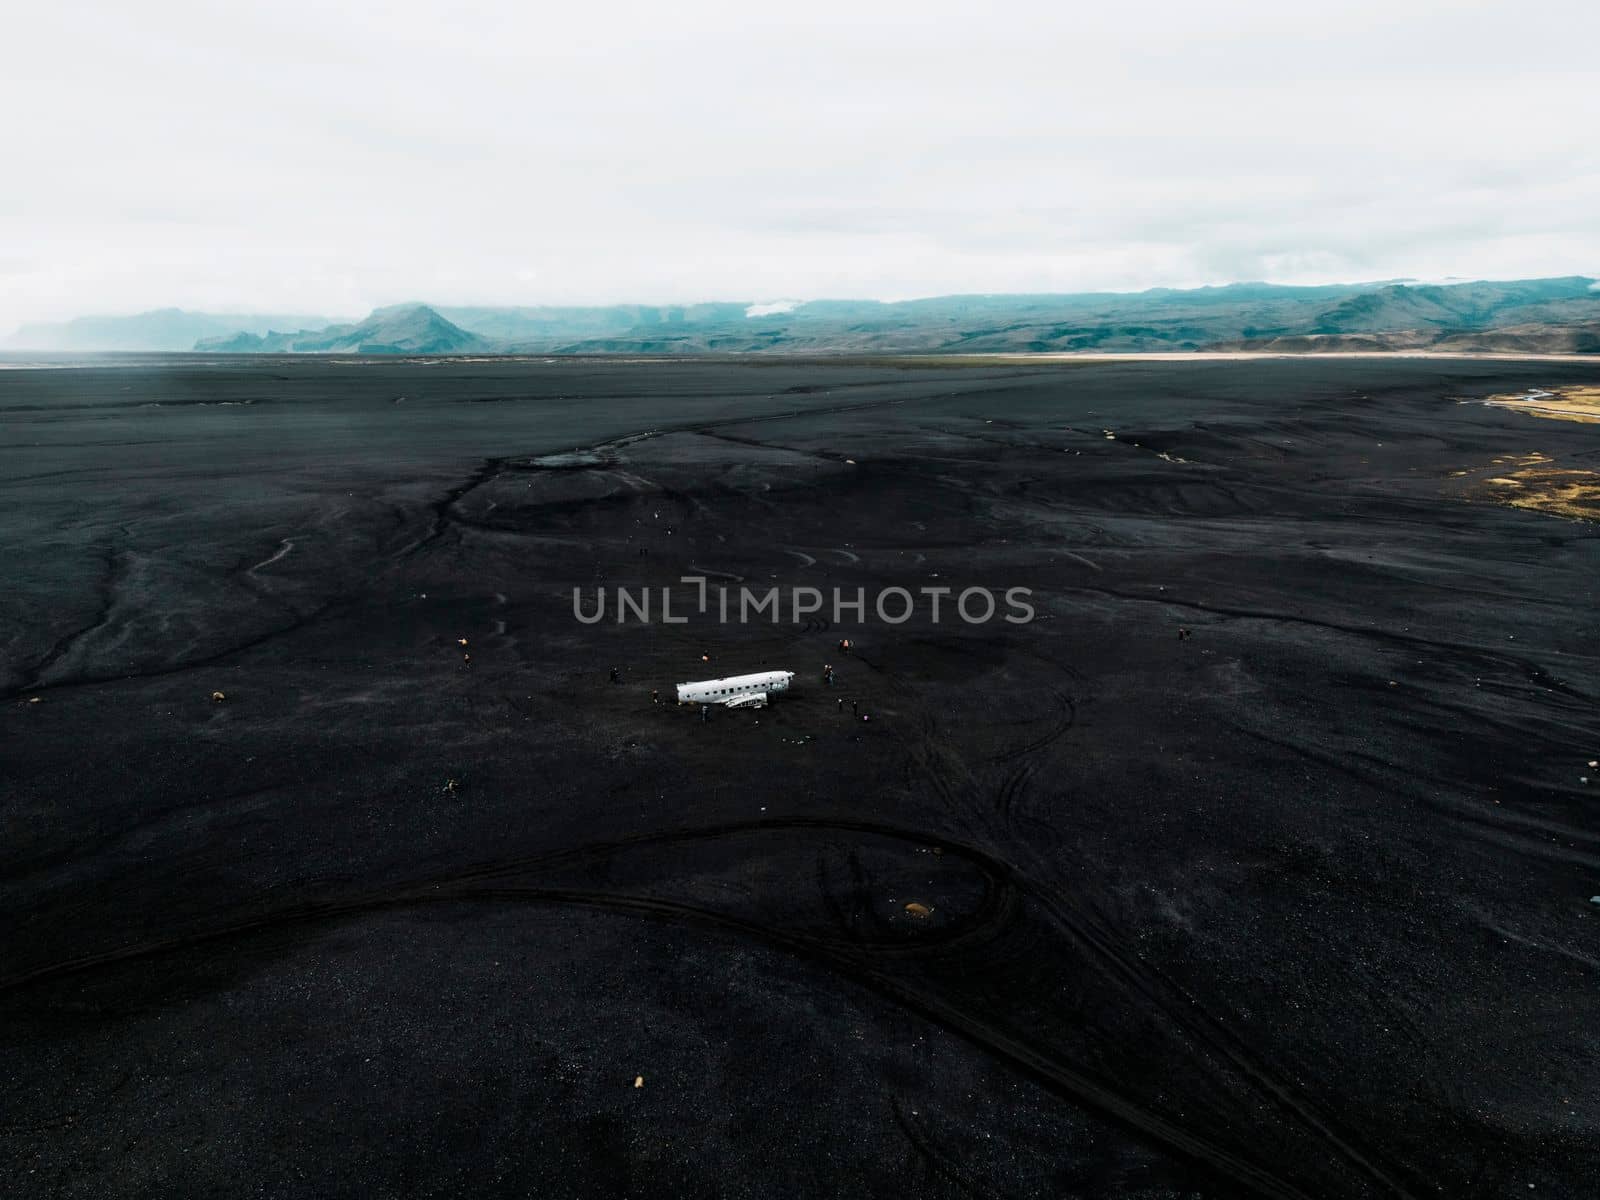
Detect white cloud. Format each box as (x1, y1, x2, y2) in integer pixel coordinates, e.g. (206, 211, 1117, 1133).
(746, 301, 800, 318)
(2, 0, 1598, 333)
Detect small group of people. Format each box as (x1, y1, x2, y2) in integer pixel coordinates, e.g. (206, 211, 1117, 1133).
(836, 697, 866, 721)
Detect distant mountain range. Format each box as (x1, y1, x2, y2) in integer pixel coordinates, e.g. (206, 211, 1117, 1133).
(3, 308, 341, 353)
(7, 277, 1599, 356)
(197, 304, 491, 355)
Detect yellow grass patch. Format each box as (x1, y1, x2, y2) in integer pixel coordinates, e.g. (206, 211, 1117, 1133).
(1484, 466, 1600, 521)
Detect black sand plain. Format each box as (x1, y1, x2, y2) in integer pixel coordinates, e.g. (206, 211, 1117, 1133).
(2, 355, 1598, 1199)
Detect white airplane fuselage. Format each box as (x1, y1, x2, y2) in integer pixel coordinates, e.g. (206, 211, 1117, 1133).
(676, 670, 795, 709)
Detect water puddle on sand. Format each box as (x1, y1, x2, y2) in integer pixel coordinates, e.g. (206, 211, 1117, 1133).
(1479, 385, 1600, 424)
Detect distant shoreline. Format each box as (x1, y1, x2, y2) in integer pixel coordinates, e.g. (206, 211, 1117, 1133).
(2, 348, 1598, 370)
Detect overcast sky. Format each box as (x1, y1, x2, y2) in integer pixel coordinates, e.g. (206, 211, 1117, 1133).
(4, 0, 1597, 331)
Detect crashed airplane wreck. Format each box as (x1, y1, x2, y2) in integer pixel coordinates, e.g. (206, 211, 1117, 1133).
(676, 669, 796, 710)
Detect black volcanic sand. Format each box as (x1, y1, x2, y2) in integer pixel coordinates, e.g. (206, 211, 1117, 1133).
(3, 356, 1598, 1199)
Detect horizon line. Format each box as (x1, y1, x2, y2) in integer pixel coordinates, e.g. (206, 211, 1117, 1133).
(12, 271, 1600, 330)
